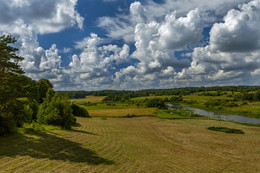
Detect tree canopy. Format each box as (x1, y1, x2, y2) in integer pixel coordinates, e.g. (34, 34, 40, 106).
(0, 35, 24, 110)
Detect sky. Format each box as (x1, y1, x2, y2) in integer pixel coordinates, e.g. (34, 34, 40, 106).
(0, 0, 260, 90)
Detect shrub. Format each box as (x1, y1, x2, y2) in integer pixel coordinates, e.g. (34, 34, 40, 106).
(170, 96, 183, 102)
(0, 112, 16, 136)
(71, 104, 90, 117)
(37, 90, 76, 129)
(145, 98, 166, 109)
(125, 114, 137, 118)
(208, 127, 244, 134)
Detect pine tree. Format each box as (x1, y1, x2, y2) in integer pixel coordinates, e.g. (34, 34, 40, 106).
(0, 35, 26, 135)
(0, 35, 24, 110)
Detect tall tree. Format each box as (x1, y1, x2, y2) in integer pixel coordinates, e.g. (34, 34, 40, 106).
(0, 35, 24, 110)
(37, 79, 53, 103)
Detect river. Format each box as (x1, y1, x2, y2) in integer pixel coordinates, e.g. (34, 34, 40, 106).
(166, 104, 260, 124)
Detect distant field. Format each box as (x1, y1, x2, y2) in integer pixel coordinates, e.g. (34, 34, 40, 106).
(131, 94, 260, 118)
(71, 97, 157, 117)
(71, 96, 105, 103)
(71, 94, 260, 118)
(84, 103, 157, 117)
(88, 107, 157, 117)
(0, 117, 259, 172)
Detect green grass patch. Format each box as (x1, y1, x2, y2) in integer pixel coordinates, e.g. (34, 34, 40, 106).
(156, 109, 206, 120)
(208, 126, 245, 134)
(19, 122, 61, 134)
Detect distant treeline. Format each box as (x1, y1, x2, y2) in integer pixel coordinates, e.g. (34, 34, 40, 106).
(58, 86, 260, 99)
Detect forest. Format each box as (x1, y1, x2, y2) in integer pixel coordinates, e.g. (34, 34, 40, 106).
(59, 86, 260, 99)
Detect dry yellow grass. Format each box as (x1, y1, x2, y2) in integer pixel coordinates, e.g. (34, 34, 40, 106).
(71, 96, 105, 103)
(88, 107, 157, 117)
(0, 117, 259, 172)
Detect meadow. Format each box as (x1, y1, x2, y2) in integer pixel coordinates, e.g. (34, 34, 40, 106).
(182, 92, 260, 118)
(0, 117, 259, 172)
(1, 93, 259, 172)
(130, 92, 260, 118)
(71, 96, 157, 117)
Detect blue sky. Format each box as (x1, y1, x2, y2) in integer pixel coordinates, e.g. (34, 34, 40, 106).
(0, 0, 260, 90)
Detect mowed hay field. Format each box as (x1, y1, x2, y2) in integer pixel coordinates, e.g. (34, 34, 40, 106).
(0, 117, 260, 172)
(87, 107, 157, 117)
(71, 96, 105, 103)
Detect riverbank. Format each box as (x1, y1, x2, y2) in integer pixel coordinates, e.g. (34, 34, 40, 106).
(181, 101, 260, 119)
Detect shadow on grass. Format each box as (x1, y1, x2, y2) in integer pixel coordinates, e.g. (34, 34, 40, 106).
(0, 130, 114, 165)
(69, 129, 98, 135)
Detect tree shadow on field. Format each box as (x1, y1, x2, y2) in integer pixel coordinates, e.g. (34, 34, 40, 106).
(0, 130, 114, 165)
(69, 129, 98, 136)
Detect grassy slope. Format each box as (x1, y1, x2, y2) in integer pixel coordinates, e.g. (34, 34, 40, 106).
(0, 117, 259, 172)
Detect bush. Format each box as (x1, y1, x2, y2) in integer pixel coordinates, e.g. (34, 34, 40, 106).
(145, 98, 166, 109)
(37, 90, 76, 129)
(71, 104, 90, 117)
(0, 112, 16, 136)
(170, 96, 183, 102)
(208, 127, 244, 134)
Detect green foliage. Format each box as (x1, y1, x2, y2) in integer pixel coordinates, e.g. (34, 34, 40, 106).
(0, 35, 41, 135)
(102, 94, 131, 102)
(208, 127, 244, 134)
(37, 89, 76, 129)
(233, 91, 260, 102)
(198, 91, 223, 96)
(157, 109, 204, 120)
(145, 98, 166, 109)
(204, 99, 238, 107)
(0, 112, 16, 135)
(71, 104, 90, 117)
(59, 86, 260, 99)
(0, 35, 24, 109)
(21, 98, 39, 122)
(169, 96, 183, 102)
(254, 90, 260, 101)
(18, 75, 39, 101)
(77, 102, 97, 106)
(37, 79, 53, 103)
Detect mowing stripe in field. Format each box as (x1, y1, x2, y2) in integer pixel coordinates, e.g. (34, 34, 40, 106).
(0, 117, 259, 172)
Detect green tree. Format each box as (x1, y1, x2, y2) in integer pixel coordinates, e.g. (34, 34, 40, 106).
(37, 79, 53, 103)
(0, 35, 24, 110)
(254, 90, 260, 101)
(71, 104, 89, 117)
(37, 89, 76, 129)
(0, 35, 27, 135)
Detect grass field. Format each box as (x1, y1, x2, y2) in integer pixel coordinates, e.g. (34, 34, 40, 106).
(83, 103, 156, 117)
(0, 117, 259, 172)
(87, 107, 157, 117)
(71, 96, 105, 103)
